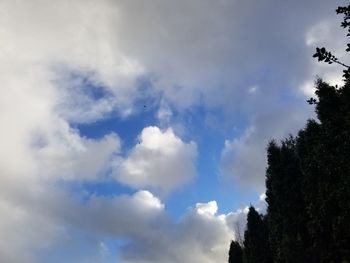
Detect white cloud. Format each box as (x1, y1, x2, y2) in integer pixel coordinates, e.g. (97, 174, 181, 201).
(196, 201, 218, 216)
(35, 129, 121, 181)
(115, 126, 197, 195)
(0, 186, 166, 263)
(132, 190, 164, 210)
(119, 200, 234, 263)
(120, 194, 267, 263)
(0, 180, 246, 263)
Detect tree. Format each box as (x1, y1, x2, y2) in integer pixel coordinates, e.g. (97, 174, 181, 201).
(265, 4, 350, 262)
(243, 206, 272, 263)
(296, 79, 350, 262)
(298, 4, 350, 261)
(265, 138, 310, 262)
(228, 240, 243, 263)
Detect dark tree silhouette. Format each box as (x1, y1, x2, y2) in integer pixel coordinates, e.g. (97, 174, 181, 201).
(298, 4, 350, 261)
(265, 137, 310, 262)
(266, 5, 350, 261)
(296, 79, 350, 262)
(228, 240, 243, 263)
(243, 207, 272, 263)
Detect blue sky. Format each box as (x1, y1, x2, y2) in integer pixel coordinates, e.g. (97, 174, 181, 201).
(0, 0, 349, 262)
(76, 98, 255, 218)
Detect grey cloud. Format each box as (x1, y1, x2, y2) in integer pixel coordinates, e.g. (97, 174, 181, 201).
(0, 181, 235, 263)
(114, 0, 339, 110)
(220, 100, 314, 191)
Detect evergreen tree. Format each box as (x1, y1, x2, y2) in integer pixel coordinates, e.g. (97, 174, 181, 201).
(298, 4, 350, 261)
(265, 137, 309, 262)
(296, 79, 350, 262)
(266, 4, 350, 262)
(243, 206, 272, 263)
(228, 240, 243, 263)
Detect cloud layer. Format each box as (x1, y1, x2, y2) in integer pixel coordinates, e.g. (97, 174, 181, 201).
(0, 0, 347, 262)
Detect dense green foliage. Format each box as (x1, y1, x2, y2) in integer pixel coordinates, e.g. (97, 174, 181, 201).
(228, 4, 350, 263)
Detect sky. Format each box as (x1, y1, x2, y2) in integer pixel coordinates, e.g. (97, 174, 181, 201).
(0, 0, 349, 262)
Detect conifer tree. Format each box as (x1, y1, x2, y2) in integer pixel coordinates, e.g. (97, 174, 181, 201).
(296, 79, 350, 262)
(265, 138, 309, 262)
(243, 207, 272, 263)
(228, 240, 243, 263)
(298, 4, 350, 261)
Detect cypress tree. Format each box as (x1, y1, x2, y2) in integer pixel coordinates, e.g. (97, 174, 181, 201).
(265, 138, 309, 262)
(228, 240, 243, 263)
(243, 206, 272, 263)
(296, 79, 350, 262)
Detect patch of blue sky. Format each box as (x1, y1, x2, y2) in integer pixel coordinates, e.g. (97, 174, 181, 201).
(75, 75, 159, 149)
(144, 103, 256, 217)
(52, 63, 112, 99)
(72, 74, 258, 217)
(70, 180, 135, 202)
(164, 107, 258, 218)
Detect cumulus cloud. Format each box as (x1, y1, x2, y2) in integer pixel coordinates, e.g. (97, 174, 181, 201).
(119, 200, 233, 263)
(34, 127, 120, 181)
(120, 194, 267, 263)
(0, 186, 166, 263)
(0, 181, 246, 263)
(196, 201, 218, 216)
(115, 126, 197, 195)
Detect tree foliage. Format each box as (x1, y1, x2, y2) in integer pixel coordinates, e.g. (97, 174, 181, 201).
(265, 4, 350, 261)
(243, 207, 272, 263)
(296, 79, 350, 262)
(265, 137, 310, 262)
(265, 78, 350, 262)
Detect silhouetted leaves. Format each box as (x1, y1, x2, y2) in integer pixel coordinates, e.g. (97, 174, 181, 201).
(336, 5, 350, 36)
(343, 68, 350, 79)
(313, 5, 350, 80)
(312, 47, 337, 64)
(306, 97, 317, 105)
